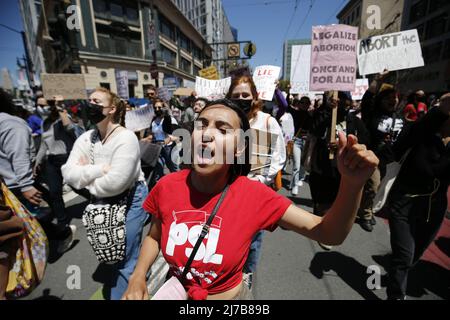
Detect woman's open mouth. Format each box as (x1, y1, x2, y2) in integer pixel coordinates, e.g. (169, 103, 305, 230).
(196, 145, 215, 165)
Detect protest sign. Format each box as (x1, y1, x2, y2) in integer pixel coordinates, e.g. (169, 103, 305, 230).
(157, 87, 172, 102)
(115, 70, 129, 100)
(253, 65, 281, 101)
(41, 74, 87, 100)
(310, 24, 359, 92)
(351, 78, 369, 100)
(195, 76, 231, 100)
(358, 29, 424, 75)
(199, 65, 219, 80)
(290, 45, 323, 97)
(125, 104, 154, 132)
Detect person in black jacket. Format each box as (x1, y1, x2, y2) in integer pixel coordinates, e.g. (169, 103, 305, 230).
(143, 98, 180, 183)
(383, 93, 450, 300)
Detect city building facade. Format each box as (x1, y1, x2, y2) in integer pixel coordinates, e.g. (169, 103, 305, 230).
(35, 0, 212, 98)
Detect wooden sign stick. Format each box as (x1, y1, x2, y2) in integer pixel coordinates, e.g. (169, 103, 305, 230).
(329, 90, 338, 160)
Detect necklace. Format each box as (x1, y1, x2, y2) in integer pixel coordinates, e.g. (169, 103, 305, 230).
(101, 125, 121, 144)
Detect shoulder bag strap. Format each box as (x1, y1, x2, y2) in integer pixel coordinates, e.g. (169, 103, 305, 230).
(181, 184, 230, 281)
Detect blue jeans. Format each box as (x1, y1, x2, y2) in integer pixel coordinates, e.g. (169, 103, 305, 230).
(290, 137, 306, 189)
(109, 181, 149, 300)
(153, 144, 179, 183)
(244, 231, 264, 273)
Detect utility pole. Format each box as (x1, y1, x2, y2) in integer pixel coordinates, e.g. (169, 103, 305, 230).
(0, 23, 34, 89)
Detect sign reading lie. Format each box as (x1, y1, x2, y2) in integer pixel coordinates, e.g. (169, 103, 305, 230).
(253, 65, 281, 101)
(357, 29, 425, 75)
(310, 24, 359, 92)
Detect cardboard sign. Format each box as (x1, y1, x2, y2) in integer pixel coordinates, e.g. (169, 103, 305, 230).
(41, 74, 87, 100)
(125, 104, 154, 132)
(253, 65, 281, 101)
(195, 76, 231, 101)
(351, 78, 369, 100)
(357, 29, 425, 75)
(199, 65, 219, 80)
(115, 70, 129, 100)
(310, 24, 359, 92)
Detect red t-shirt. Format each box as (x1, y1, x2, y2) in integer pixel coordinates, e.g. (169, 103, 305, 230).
(404, 104, 418, 121)
(143, 169, 292, 298)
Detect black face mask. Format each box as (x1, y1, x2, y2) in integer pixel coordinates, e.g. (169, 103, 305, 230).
(233, 99, 252, 114)
(86, 103, 107, 124)
(154, 109, 163, 117)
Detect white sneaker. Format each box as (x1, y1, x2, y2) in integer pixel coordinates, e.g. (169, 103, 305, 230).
(296, 180, 304, 187)
(57, 225, 77, 254)
(242, 272, 253, 290)
(291, 186, 299, 196)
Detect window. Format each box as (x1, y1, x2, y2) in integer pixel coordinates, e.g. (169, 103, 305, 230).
(443, 39, 450, 59)
(181, 57, 191, 73)
(194, 65, 201, 76)
(98, 33, 111, 53)
(179, 33, 191, 52)
(93, 0, 107, 13)
(426, 14, 448, 40)
(110, 2, 123, 18)
(409, 0, 428, 24)
(100, 82, 111, 90)
(161, 46, 177, 66)
(429, 0, 450, 13)
(96, 24, 142, 58)
(193, 46, 202, 60)
(159, 15, 175, 41)
(126, 7, 139, 24)
(422, 42, 442, 64)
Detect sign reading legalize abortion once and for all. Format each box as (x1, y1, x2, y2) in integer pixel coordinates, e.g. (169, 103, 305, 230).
(199, 65, 219, 80)
(310, 24, 359, 92)
(41, 74, 88, 100)
(195, 76, 232, 101)
(357, 29, 425, 75)
(253, 65, 281, 101)
(125, 104, 154, 132)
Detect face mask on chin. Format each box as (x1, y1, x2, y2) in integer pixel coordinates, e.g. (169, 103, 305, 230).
(233, 99, 252, 114)
(37, 105, 51, 117)
(86, 103, 107, 124)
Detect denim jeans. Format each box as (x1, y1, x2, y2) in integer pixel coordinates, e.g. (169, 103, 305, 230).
(153, 144, 179, 183)
(109, 181, 149, 300)
(290, 137, 306, 189)
(244, 230, 264, 273)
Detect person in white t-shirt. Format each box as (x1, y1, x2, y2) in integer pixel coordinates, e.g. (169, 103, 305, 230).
(61, 87, 148, 300)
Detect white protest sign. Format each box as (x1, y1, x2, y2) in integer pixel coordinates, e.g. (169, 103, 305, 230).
(358, 29, 425, 75)
(115, 70, 129, 100)
(253, 65, 281, 101)
(290, 45, 323, 97)
(41, 74, 87, 100)
(310, 24, 359, 92)
(125, 105, 154, 132)
(195, 76, 231, 100)
(351, 79, 369, 100)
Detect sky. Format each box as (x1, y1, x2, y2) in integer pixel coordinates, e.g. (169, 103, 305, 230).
(0, 0, 347, 86)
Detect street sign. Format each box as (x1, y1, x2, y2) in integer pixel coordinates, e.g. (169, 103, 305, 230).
(244, 42, 256, 58)
(148, 21, 157, 52)
(150, 63, 158, 79)
(227, 43, 241, 59)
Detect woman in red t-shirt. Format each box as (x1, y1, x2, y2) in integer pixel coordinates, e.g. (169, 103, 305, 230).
(122, 99, 379, 300)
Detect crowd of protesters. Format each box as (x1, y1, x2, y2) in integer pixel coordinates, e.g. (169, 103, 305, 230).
(0, 66, 448, 301)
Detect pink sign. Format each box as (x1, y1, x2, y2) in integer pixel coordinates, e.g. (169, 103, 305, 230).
(310, 24, 359, 92)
